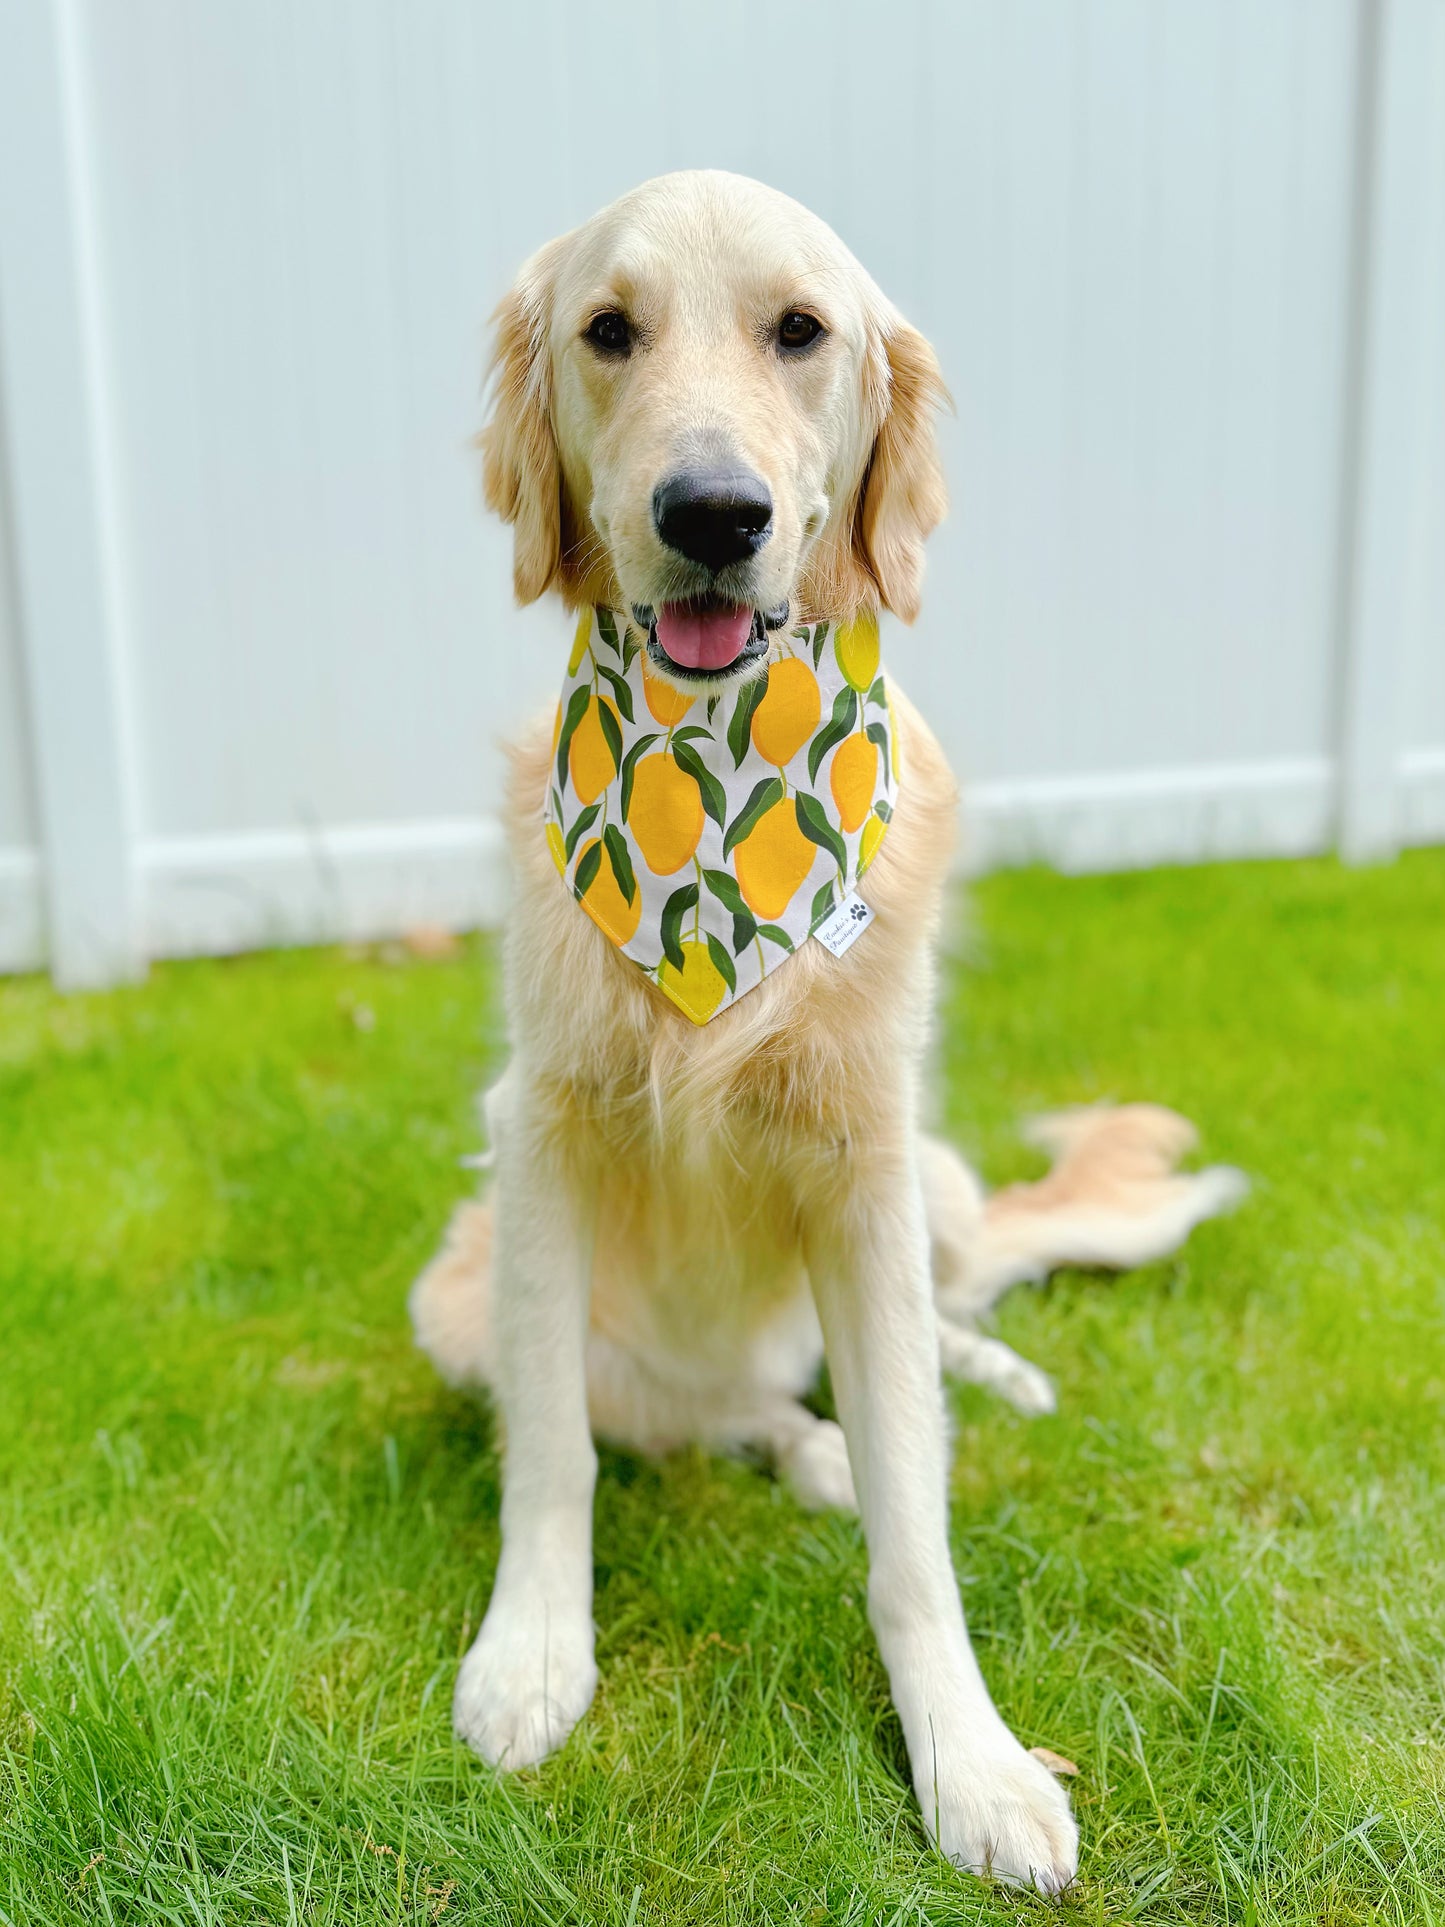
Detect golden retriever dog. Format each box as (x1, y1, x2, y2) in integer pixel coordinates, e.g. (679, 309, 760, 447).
(411, 171, 1243, 1894)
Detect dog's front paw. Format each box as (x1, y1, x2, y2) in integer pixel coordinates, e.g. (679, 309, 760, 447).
(453, 1598, 597, 1769)
(921, 1731, 1078, 1896)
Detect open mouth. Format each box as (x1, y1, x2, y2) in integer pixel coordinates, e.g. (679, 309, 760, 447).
(635, 597, 787, 681)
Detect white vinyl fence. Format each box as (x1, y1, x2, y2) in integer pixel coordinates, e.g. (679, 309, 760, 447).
(1, 0, 1442, 988)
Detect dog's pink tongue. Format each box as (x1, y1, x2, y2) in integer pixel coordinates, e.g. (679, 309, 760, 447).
(656, 602, 753, 671)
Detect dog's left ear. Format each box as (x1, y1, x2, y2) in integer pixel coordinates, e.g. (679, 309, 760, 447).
(855, 322, 950, 623)
(481, 246, 562, 604)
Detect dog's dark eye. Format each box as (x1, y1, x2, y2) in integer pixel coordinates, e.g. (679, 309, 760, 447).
(777, 311, 824, 352)
(584, 310, 632, 356)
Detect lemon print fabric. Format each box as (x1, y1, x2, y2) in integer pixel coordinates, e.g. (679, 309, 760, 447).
(545, 606, 899, 1024)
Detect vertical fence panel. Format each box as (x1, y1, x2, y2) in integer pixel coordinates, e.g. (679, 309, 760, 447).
(0, 453, 43, 972)
(1338, 0, 1445, 860)
(0, 0, 138, 986)
(1369, 0, 1445, 850)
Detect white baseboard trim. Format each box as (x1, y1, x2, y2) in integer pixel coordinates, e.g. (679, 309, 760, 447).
(961, 757, 1337, 875)
(132, 760, 1344, 965)
(1400, 747, 1445, 846)
(0, 847, 44, 972)
(12, 752, 1438, 975)
(137, 817, 508, 960)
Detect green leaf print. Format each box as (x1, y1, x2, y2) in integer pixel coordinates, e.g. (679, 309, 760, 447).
(597, 699, 624, 770)
(659, 882, 699, 971)
(564, 801, 601, 861)
(701, 868, 748, 915)
(807, 685, 858, 784)
(619, 732, 662, 821)
(722, 775, 784, 858)
(672, 739, 727, 828)
(594, 607, 622, 655)
(705, 933, 737, 995)
(809, 880, 837, 928)
(603, 823, 637, 905)
(726, 673, 768, 769)
(555, 684, 591, 793)
(795, 789, 848, 872)
(595, 660, 635, 724)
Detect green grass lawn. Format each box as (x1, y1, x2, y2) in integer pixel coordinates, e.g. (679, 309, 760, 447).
(3, 856, 1444, 1925)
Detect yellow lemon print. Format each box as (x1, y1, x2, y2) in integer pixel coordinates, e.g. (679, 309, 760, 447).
(546, 821, 567, 875)
(835, 611, 880, 694)
(658, 939, 729, 1023)
(859, 811, 887, 873)
(575, 837, 641, 943)
(830, 732, 877, 832)
(568, 695, 620, 804)
(551, 699, 564, 757)
(750, 657, 821, 766)
(567, 609, 592, 675)
(642, 667, 695, 726)
(734, 797, 816, 919)
(886, 688, 901, 780)
(628, 753, 704, 875)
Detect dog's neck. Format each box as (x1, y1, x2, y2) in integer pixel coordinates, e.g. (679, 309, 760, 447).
(544, 606, 899, 1023)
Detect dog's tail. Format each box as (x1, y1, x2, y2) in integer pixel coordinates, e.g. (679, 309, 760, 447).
(408, 1199, 495, 1389)
(927, 1104, 1247, 1324)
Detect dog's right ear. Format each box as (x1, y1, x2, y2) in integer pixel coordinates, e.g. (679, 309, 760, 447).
(481, 250, 562, 604)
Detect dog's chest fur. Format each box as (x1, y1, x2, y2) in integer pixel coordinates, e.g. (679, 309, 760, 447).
(499, 686, 959, 1219)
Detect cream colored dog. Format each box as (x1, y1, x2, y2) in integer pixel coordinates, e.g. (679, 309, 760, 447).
(411, 171, 1243, 1894)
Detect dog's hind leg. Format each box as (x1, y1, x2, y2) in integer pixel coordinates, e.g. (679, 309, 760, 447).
(919, 1133, 989, 1313)
(411, 1207, 857, 1507)
(410, 1199, 496, 1390)
(734, 1399, 858, 1512)
(776, 1420, 857, 1510)
(934, 1317, 1056, 1415)
(920, 1137, 1056, 1410)
(919, 1133, 1052, 1399)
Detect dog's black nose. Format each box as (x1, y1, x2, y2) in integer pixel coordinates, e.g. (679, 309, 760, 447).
(652, 468, 773, 573)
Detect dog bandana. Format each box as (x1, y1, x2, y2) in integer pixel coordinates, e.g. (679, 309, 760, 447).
(545, 606, 900, 1023)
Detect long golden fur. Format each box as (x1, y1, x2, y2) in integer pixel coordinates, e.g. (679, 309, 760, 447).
(411, 172, 1242, 1895)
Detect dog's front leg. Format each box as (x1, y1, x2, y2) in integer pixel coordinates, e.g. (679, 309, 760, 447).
(452, 1073, 598, 1769)
(805, 1140, 1078, 1894)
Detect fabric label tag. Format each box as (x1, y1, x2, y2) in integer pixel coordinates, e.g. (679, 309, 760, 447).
(812, 891, 875, 958)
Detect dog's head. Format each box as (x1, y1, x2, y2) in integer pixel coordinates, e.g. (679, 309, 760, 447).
(482, 171, 948, 687)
